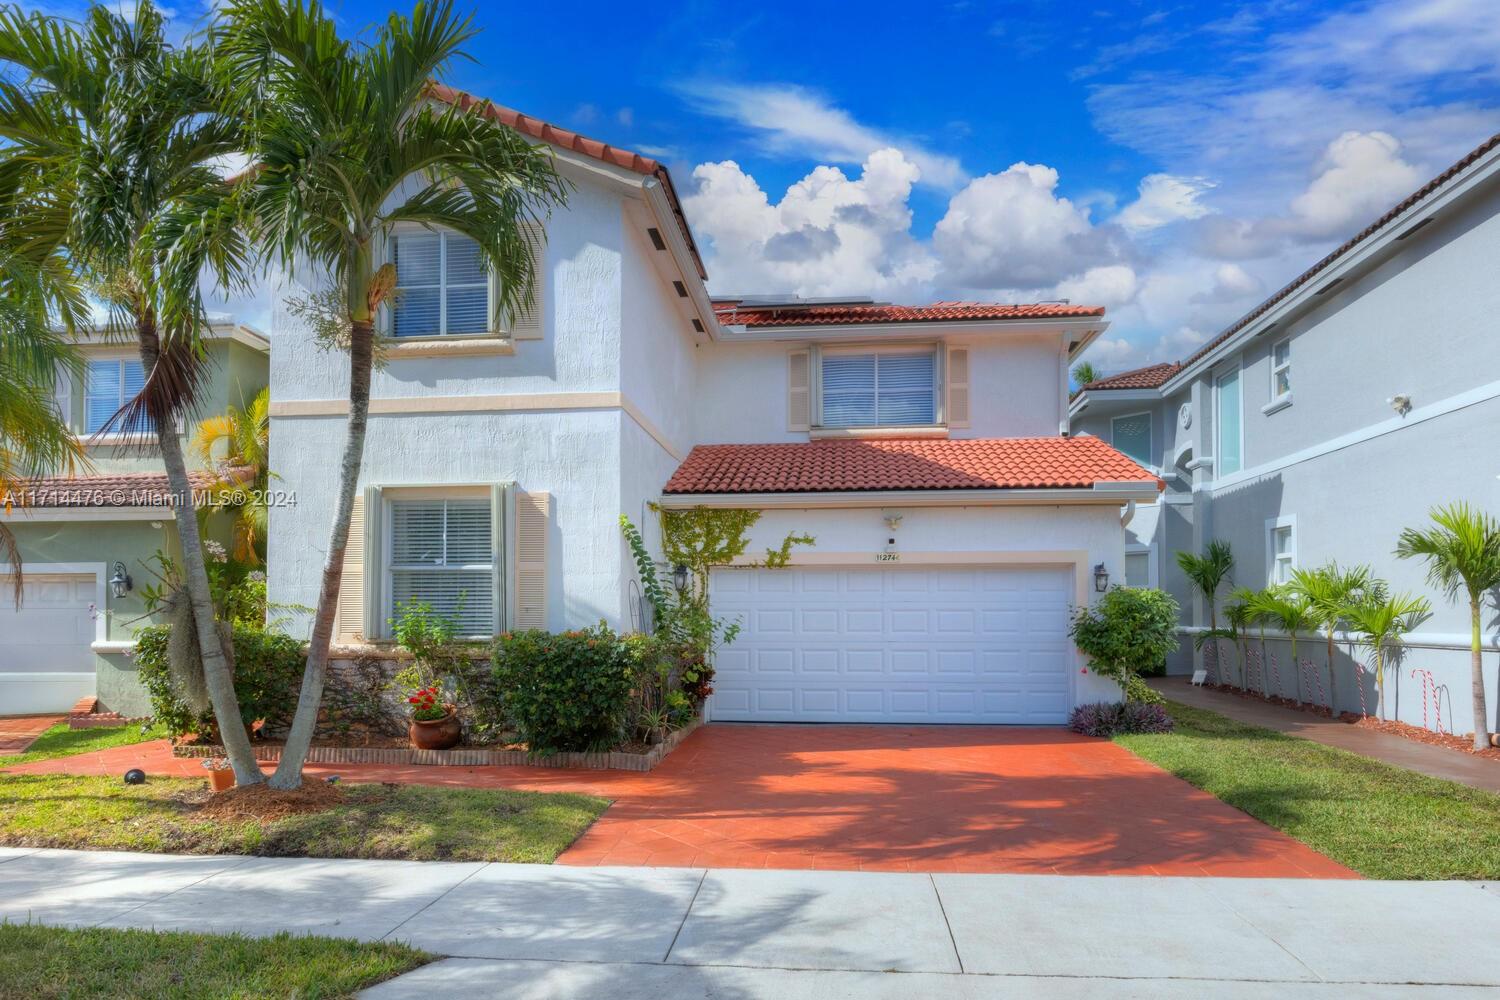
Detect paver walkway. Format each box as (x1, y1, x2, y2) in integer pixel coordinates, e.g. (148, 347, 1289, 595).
(0, 713, 64, 752)
(2, 847, 1497, 998)
(4, 723, 1352, 877)
(1154, 677, 1500, 794)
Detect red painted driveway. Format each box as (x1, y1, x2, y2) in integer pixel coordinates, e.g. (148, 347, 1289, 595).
(4, 723, 1353, 877)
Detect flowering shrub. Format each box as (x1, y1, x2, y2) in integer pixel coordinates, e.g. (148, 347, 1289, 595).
(1068, 701, 1175, 737)
(407, 686, 448, 722)
(492, 624, 634, 754)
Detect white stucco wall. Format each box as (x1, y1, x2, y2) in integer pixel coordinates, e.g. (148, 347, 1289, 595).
(619, 214, 697, 456)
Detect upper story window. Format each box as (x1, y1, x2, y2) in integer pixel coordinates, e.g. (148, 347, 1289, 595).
(387, 495, 495, 636)
(819, 347, 937, 428)
(1271, 338, 1291, 400)
(85, 358, 151, 434)
(1110, 412, 1153, 467)
(391, 228, 490, 338)
(1215, 364, 1243, 476)
(1268, 517, 1296, 585)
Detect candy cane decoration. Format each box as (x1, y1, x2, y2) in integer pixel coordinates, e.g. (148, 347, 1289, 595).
(1352, 662, 1368, 718)
(1245, 647, 1263, 694)
(1268, 651, 1282, 700)
(1301, 658, 1326, 710)
(1410, 668, 1440, 733)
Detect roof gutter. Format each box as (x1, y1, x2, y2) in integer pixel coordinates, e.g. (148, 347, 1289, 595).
(715, 318, 1107, 343)
(657, 481, 1162, 509)
(642, 176, 721, 338)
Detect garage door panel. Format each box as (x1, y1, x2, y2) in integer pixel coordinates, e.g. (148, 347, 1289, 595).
(711, 565, 1074, 724)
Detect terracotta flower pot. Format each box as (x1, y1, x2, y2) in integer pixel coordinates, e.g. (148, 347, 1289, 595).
(409, 708, 462, 750)
(208, 767, 235, 792)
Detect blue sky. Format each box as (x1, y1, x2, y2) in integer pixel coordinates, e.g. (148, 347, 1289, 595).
(182, 0, 1500, 369)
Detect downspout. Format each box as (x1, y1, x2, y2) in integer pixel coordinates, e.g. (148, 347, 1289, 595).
(1120, 500, 1137, 528)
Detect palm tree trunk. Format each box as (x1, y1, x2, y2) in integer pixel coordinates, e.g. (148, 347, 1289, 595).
(137, 321, 261, 785)
(269, 321, 374, 789)
(1375, 644, 1386, 722)
(1470, 598, 1490, 752)
(1258, 627, 1269, 698)
(1326, 629, 1338, 714)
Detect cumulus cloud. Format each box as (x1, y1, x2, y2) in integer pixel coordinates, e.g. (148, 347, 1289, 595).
(1116, 173, 1216, 232)
(679, 82, 967, 189)
(1054, 265, 1138, 309)
(1285, 130, 1422, 238)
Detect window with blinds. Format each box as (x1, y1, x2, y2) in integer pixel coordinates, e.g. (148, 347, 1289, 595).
(85, 359, 152, 434)
(820, 349, 937, 427)
(388, 497, 494, 635)
(391, 229, 490, 337)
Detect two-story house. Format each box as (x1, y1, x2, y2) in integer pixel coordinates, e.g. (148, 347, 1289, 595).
(0, 323, 270, 715)
(1070, 132, 1500, 736)
(266, 93, 1161, 726)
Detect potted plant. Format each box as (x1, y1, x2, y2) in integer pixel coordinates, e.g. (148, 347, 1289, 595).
(203, 757, 235, 792)
(407, 685, 461, 750)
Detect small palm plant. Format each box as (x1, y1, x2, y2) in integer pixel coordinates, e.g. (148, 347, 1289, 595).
(1396, 503, 1500, 750)
(1340, 587, 1431, 721)
(1176, 541, 1234, 678)
(1289, 562, 1372, 715)
(1254, 585, 1317, 704)
(1225, 586, 1260, 690)
(190, 387, 271, 564)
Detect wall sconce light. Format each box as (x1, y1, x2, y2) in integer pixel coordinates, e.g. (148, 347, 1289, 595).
(109, 561, 133, 599)
(1093, 563, 1110, 593)
(672, 563, 689, 594)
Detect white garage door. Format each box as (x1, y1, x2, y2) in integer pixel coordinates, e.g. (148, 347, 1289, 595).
(0, 573, 98, 714)
(710, 565, 1073, 724)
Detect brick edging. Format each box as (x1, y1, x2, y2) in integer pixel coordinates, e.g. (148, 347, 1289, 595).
(171, 716, 701, 772)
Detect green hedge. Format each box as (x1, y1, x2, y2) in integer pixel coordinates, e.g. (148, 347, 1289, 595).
(491, 624, 634, 754)
(135, 624, 304, 739)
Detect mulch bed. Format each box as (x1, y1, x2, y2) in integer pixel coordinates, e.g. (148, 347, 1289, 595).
(1200, 683, 1500, 760)
(192, 780, 345, 822)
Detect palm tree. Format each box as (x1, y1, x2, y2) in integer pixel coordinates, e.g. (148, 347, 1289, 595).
(191, 386, 270, 564)
(1341, 588, 1431, 721)
(1290, 562, 1372, 714)
(1396, 503, 1500, 750)
(1254, 585, 1317, 703)
(1225, 586, 1259, 689)
(0, 2, 261, 782)
(1071, 361, 1100, 391)
(220, 0, 569, 788)
(1176, 541, 1234, 677)
(1243, 588, 1278, 697)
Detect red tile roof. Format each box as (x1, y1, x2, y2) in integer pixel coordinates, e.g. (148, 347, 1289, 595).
(5, 469, 250, 509)
(425, 83, 706, 280)
(1081, 362, 1182, 391)
(664, 437, 1160, 494)
(713, 300, 1106, 328)
(1178, 130, 1500, 372)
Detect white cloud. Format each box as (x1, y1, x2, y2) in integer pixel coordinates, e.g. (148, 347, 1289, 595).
(1285, 131, 1422, 239)
(683, 149, 937, 298)
(1116, 173, 1216, 232)
(933, 162, 1106, 288)
(1054, 265, 1137, 309)
(679, 83, 967, 189)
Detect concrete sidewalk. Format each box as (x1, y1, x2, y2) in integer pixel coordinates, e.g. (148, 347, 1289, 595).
(3, 848, 1498, 997)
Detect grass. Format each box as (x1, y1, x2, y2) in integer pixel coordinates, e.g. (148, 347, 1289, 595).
(0, 923, 429, 1000)
(1118, 701, 1500, 879)
(0, 722, 169, 768)
(0, 774, 608, 862)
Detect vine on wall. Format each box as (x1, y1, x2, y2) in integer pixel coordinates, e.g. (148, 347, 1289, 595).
(649, 503, 815, 595)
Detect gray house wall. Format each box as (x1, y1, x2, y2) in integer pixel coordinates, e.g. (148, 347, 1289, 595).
(1072, 167, 1500, 735)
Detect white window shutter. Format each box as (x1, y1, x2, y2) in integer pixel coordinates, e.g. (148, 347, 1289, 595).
(946, 347, 971, 429)
(514, 491, 549, 630)
(508, 222, 546, 340)
(52, 363, 72, 429)
(334, 492, 367, 643)
(787, 349, 811, 432)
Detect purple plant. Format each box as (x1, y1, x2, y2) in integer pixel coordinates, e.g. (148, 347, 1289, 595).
(1068, 701, 1174, 737)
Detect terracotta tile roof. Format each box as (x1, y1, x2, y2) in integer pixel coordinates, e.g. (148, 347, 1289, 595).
(1081, 362, 1182, 391)
(663, 437, 1160, 494)
(5, 468, 251, 509)
(712, 300, 1106, 328)
(425, 83, 706, 280)
(1178, 130, 1500, 372)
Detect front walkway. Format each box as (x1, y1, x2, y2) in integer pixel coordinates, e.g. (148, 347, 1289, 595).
(1154, 677, 1500, 794)
(0, 713, 64, 752)
(4, 723, 1351, 877)
(3, 847, 1496, 998)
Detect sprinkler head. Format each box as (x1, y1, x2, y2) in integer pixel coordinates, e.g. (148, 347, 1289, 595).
(325, 775, 341, 784)
(123, 769, 146, 785)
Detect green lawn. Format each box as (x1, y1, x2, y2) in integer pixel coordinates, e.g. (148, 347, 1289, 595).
(0, 923, 429, 1000)
(1118, 701, 1500, 879)
(0, 774, 607, 862)
(0, 722, 169, 768)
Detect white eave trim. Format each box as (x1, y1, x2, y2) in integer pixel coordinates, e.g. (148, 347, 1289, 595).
(715, 318, 1108, 344)
(1, 506, 171, 522)
(641, 176, 719, 338)
(657, 482, 1161, 509)
(1162, 142, 1500, 393)
(1068, 386, 1164, 418)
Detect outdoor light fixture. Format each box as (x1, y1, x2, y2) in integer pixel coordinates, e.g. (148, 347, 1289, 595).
(1093, 563, 1110, 593)
(109, 561, 133, 598)
(672, 563, 689, 593)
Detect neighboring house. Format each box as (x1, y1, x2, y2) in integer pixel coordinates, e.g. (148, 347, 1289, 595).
(1070, 132, 1500, 735)
(0, 323, 270, 715)
(267, 93, 1160, 726)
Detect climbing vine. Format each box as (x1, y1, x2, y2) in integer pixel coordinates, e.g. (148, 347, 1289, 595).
(649, 503, 814, 595)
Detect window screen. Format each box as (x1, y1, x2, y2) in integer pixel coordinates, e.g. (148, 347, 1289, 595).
(1111, 413, 1153, 466)
(389, 497, 494, 635)
(392, 230, 490, 337)
(85, 359, 151, 434)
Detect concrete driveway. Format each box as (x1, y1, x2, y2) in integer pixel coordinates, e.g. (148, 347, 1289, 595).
(6, 723, 1350, 876)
